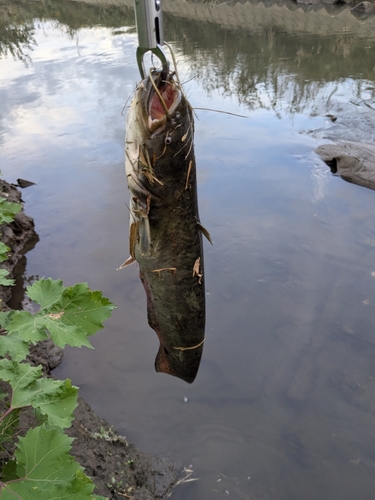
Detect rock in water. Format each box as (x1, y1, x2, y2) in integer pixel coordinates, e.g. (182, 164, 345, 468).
(351, 1, 375, 19)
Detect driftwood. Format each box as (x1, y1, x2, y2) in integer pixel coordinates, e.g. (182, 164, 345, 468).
(315, 142, 375, 191)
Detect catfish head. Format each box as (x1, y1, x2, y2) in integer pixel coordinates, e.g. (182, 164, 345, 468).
(125, 68, 194, 203)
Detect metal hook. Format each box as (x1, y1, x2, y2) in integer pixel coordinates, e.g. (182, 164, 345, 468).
(133, 0, 170, 80)
(136, 44, 169, 81)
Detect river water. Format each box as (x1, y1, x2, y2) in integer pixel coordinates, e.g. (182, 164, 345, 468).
(1, 1, 375, 498)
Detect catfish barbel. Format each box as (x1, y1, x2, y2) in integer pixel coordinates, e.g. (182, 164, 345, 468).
(122, 59, 209, 383)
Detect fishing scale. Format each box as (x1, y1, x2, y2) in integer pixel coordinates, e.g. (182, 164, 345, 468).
(133, 0, 170, 80)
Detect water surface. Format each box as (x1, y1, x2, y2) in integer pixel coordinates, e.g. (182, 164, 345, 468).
(1, 1, 375, 499)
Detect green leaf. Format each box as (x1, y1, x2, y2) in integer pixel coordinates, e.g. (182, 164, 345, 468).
(15, 424, 78, 479)
(0, 242, 10, 263)
(32, 379, 78, 428)
(1, 458, 18, 482)
(6, 311, 48, 343)
(8, 279, 115, 347)
(0, 197, 21, 225)
(0, 332, 29, 361)
(0, 425, 100, 499)
(0, 311, 11, 329)
(50, 283, 115, 336)
(0, 269, 14, 286)
(26, 278, 64, 310)
(42, 316, 93, 349)
(0, 359, 41, 406)
(7, 310, 92, 349)
(0, 360, 78, 428)
(0, 408, 19, 447)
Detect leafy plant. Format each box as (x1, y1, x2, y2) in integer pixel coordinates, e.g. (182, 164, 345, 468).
(0, 197, 21, 225)
(0, 190, 115, 498)
(0, 195, 21, 287)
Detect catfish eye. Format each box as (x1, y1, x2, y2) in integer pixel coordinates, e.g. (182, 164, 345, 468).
(166, 136, 172, 145)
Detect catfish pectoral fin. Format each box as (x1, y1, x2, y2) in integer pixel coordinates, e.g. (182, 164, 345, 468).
(197, 222, 213, 245)
(117, 256, 136, 270)
(139, 216, 152, 255)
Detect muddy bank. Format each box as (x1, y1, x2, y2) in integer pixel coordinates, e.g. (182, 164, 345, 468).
(0, 180, 178, 500)
(0, 179, 38, 311)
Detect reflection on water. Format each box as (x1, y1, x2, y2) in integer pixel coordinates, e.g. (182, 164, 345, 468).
(1, 1, 375, 499)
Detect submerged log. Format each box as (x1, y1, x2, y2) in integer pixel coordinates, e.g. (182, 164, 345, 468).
(315, 142, 375, 191)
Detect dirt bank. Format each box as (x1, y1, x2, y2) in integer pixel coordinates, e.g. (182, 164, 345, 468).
(0, 179, 178, 500)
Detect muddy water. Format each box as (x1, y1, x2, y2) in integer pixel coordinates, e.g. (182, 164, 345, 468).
(1, 1, 375, 498)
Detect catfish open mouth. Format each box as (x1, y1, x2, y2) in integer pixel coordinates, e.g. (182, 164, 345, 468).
(147, 77, 181, 134)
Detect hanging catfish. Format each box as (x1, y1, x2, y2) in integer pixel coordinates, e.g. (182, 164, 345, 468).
(122, 52, 210, 383)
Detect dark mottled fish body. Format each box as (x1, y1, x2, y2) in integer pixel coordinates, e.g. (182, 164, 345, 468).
(124, 67, 205, 383)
